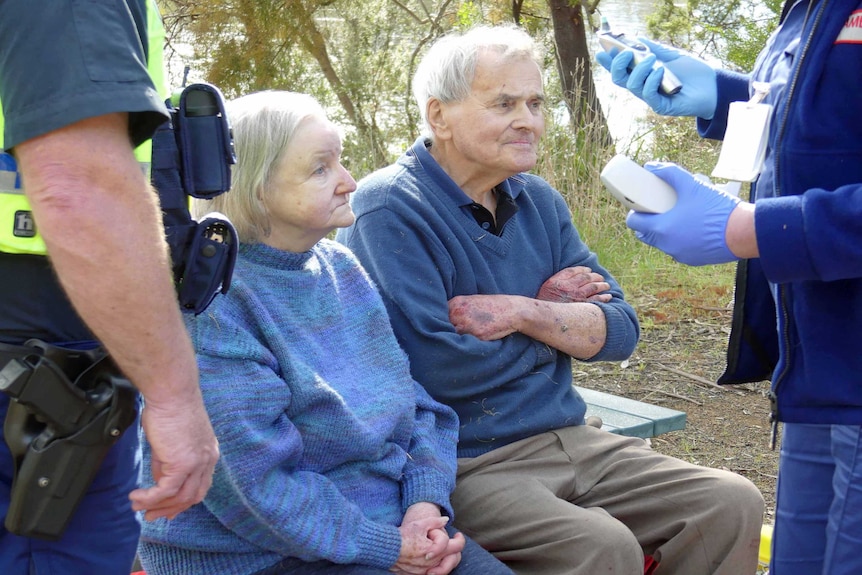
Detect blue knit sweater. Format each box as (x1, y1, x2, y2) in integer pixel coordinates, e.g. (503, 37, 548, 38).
(337, 137, 639, 458)
(138, 240, 460, 574)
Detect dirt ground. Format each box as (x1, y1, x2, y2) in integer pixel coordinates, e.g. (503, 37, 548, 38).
(574, 287, 780, 524)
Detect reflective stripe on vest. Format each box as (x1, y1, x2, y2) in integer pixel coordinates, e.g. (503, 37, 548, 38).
(0, 158, 44, 254)
(0, 0, 167, 255)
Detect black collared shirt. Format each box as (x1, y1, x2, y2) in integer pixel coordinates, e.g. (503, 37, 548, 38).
(466, 187, 519, 235)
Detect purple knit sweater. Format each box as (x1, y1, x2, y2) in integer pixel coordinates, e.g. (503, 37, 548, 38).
(138, 239, 459, 574)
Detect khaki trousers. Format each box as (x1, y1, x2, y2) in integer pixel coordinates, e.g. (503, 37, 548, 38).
(452, 425, 764, 575)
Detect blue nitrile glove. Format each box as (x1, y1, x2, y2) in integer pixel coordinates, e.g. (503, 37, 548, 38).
(596, 38, 717, 120)
(626, 162, 741, 266)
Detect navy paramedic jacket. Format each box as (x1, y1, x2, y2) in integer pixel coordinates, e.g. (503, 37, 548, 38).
(702, 0, 862, 425)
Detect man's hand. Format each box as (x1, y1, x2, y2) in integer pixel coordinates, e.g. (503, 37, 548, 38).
(129, 394, 219, 521)
(537, 267, 611, 304)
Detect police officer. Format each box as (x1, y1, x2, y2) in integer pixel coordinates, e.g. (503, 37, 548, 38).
(0, 1, 218, 573)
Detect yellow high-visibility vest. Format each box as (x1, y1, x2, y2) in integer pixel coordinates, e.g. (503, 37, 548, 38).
(0, 0, 167, 255)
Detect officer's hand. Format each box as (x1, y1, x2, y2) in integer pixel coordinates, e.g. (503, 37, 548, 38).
(626, 162, 741, 266)
(129, 392, 219, 520)
(596, 38, 717, 119)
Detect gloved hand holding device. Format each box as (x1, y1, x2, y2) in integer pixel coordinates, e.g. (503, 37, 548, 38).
(626, 162, 742, 266)
(596, 37, 717, 119)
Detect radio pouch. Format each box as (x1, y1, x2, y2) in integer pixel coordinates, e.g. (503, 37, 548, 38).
(173, 83, 235, 199)
(151, 82, 237, 314)
(0, 341, 137, 540)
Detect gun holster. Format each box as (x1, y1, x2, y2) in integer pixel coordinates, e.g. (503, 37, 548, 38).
(0, 340, 137, 540)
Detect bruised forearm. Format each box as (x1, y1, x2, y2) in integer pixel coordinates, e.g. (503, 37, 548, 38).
(449, 294, 607, 360)
(512, 297, 607, 360)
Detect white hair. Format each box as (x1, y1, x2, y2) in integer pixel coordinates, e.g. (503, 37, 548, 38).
(412, 24, 542, 135)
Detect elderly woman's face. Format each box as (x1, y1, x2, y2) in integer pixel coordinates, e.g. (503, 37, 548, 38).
(263, 115, 357, 252)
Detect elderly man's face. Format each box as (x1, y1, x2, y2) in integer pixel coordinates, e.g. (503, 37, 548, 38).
(440, 51, 545, 180)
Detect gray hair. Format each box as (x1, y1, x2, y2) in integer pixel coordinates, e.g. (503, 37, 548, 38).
(412, 24, 542, 135)
(192, 90, 327, 244)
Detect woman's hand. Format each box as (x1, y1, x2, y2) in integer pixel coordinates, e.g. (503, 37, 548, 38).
(391, 503, 465, 575)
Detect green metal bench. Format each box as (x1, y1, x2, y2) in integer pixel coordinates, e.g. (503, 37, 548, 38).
(575, 386, 686, 439)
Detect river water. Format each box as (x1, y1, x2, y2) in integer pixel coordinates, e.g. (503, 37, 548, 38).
(588, 0, 662, 150)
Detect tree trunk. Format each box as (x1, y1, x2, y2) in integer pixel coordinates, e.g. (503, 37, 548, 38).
(288, 1, 389, 166)
(546, 0, 611, 146)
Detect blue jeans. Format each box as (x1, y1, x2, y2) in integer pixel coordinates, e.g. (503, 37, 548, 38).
(772, 423, 862, 575)
(252, 526, 514, 575)
(0, 393, 142, 575)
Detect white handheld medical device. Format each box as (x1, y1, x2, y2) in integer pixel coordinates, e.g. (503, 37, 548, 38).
(600, 155, 678, 214)
(597, 17, 683, 96)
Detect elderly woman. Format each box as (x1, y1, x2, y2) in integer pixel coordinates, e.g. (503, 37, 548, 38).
(136, 91, 513, 575)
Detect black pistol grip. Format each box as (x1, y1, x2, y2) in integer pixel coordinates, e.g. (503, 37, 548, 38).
(0, 355, 93, 436)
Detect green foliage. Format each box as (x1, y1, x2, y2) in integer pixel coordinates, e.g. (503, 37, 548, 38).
(159, 0, 757, 301)
(161, 0, 469, 175)
(456, 1, 482, 28)
(646, 0, 781, 70)
(315, 0, 423, 174)
(724, 0, 784, 70)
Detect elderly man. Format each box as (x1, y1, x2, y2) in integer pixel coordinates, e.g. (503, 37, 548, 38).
(337, 24, 763, 575)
